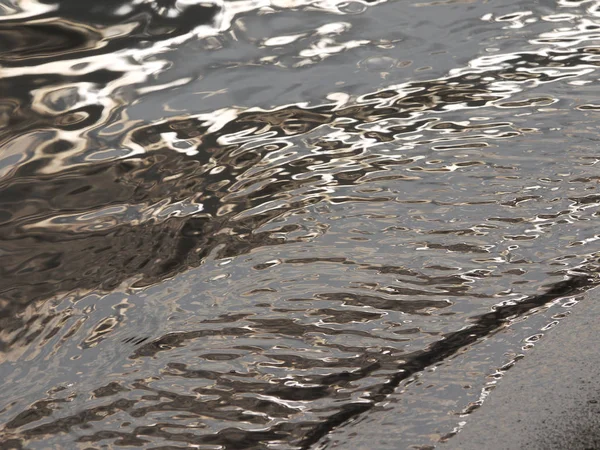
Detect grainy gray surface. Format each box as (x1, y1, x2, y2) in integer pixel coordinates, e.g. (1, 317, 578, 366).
(444, 292, 600, 450)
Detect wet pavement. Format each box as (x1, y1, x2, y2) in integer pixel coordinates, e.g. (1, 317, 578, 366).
(445, 289, 600, 450)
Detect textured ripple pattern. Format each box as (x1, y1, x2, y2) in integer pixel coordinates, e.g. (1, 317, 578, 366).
(1, 0, 600, 448)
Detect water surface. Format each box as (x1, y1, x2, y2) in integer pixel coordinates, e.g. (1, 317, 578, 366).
(1, 0, 600, 448)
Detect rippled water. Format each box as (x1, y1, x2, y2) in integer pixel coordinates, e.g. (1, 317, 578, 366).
(2, 0, 600, 448)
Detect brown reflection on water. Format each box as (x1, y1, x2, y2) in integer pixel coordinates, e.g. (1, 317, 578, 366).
(2, 0, 600, 448)
(4, 43, 597, 314)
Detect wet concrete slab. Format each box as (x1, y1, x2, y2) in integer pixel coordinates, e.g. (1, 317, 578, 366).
(445, 289, 600, 450)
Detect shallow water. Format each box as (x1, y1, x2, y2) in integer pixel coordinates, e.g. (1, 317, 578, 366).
(1, 0, 600, 448)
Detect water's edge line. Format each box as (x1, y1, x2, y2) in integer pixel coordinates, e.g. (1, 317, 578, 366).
(300, 274, 599, 449)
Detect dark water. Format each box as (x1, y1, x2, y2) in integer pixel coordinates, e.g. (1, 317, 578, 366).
(1, 0, 600, 448)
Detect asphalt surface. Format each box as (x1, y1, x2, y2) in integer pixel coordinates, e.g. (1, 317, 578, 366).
(445, 291, 600, 450)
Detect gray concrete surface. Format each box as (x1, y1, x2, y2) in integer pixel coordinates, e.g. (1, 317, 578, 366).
(445, 293, 600, 450)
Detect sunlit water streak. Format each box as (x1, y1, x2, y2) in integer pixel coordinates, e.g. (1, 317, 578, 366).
(1, 0, 600, 448)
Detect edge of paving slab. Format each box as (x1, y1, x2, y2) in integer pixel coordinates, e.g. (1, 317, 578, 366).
(443, 288, 600, 450)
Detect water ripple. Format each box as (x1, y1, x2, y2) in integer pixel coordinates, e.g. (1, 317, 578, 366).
(2, 0, 600, 448)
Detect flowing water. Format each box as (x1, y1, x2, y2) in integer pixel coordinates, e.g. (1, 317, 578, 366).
(1, 0, 600, 448)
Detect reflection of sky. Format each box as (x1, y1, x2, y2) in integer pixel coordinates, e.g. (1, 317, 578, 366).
(125, 0, 571, 118)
